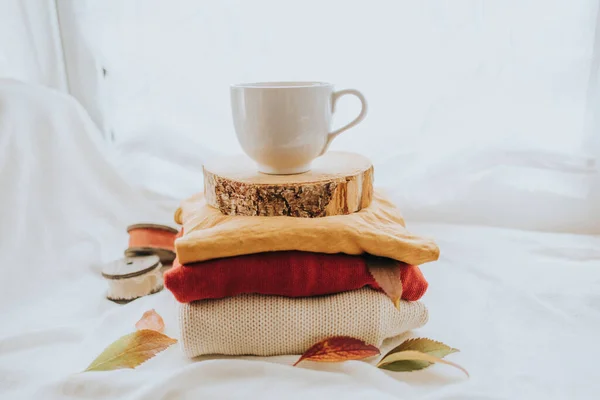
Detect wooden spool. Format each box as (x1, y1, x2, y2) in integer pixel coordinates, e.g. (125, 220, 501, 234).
(101, 255, 164, 303)
(203, 151, 374, 218)
(124, 223, 178, 265)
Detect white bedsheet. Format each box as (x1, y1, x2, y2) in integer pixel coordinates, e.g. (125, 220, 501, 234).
(1, 80, 599, 399)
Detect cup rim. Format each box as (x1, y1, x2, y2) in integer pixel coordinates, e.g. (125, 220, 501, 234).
(230, 81, 332, 89)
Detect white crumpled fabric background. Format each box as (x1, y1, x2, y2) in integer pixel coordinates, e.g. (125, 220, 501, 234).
(1, 79, 599, 399)
(1, 0, 600, 398)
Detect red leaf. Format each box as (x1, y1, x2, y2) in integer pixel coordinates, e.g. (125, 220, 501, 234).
(293, 336, 380, 366)
(366, 256, 403, 309)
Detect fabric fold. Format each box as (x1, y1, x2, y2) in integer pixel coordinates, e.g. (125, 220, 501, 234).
(178, 288, 429, 357)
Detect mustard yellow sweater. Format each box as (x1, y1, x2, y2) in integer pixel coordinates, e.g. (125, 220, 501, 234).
(174, 190, 439, 266)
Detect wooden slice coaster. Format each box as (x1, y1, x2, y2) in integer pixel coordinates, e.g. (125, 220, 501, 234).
(203, 151, 374, 217)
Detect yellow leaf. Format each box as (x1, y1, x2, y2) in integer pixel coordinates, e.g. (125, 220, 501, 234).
(84, 330, 177, 372)
(378, 350, 469, 377)
(366, 256, 403, 309)
(293, 336, 380, 366)
(135, 309, 165, 333)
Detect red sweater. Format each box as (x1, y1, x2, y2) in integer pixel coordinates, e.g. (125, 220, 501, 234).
(164, 251, 428, 303)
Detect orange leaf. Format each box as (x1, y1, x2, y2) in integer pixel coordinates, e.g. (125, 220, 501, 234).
(366, 256, 403, 309)
(293, 336, 380, 366)
(135, 309, 165, 333)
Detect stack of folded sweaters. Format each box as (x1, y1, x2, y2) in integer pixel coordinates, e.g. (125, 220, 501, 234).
(165, 191, 440, 357)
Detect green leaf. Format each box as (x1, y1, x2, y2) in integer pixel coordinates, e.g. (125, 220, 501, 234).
(84, 329, 177, 372)
(389, 337, 458, 359)
(378, 350, 469, 377)
(377, 338, 466, 375)
(378, 359, 430, 372)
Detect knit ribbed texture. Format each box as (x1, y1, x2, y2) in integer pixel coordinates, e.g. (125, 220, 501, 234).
(174, 191, 440, 266)
(165, 252, 428, 303)
(178, 288, 429, 357)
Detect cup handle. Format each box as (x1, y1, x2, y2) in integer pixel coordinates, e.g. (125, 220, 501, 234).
(319, 89, 368, 156)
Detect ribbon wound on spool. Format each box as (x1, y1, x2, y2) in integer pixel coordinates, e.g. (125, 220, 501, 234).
(125, 223, 178, 265)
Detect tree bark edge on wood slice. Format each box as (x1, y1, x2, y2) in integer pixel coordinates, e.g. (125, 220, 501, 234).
(203, 151, 374, 217)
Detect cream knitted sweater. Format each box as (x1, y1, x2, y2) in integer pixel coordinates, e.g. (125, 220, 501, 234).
(179, 288, 429, 357)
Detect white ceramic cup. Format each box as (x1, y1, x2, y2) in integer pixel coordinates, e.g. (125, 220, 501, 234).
(230, 81, 367, 174)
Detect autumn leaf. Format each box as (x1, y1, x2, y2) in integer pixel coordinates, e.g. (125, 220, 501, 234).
(377, 338, 467, 376)
(377, 337, 459, 373)
(135, 309, 165, 333)
(366, 256, 403, 309)
(293, 336, 380, 366)
(388, 338, 459, 360)
(84, 330, 177, 372)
